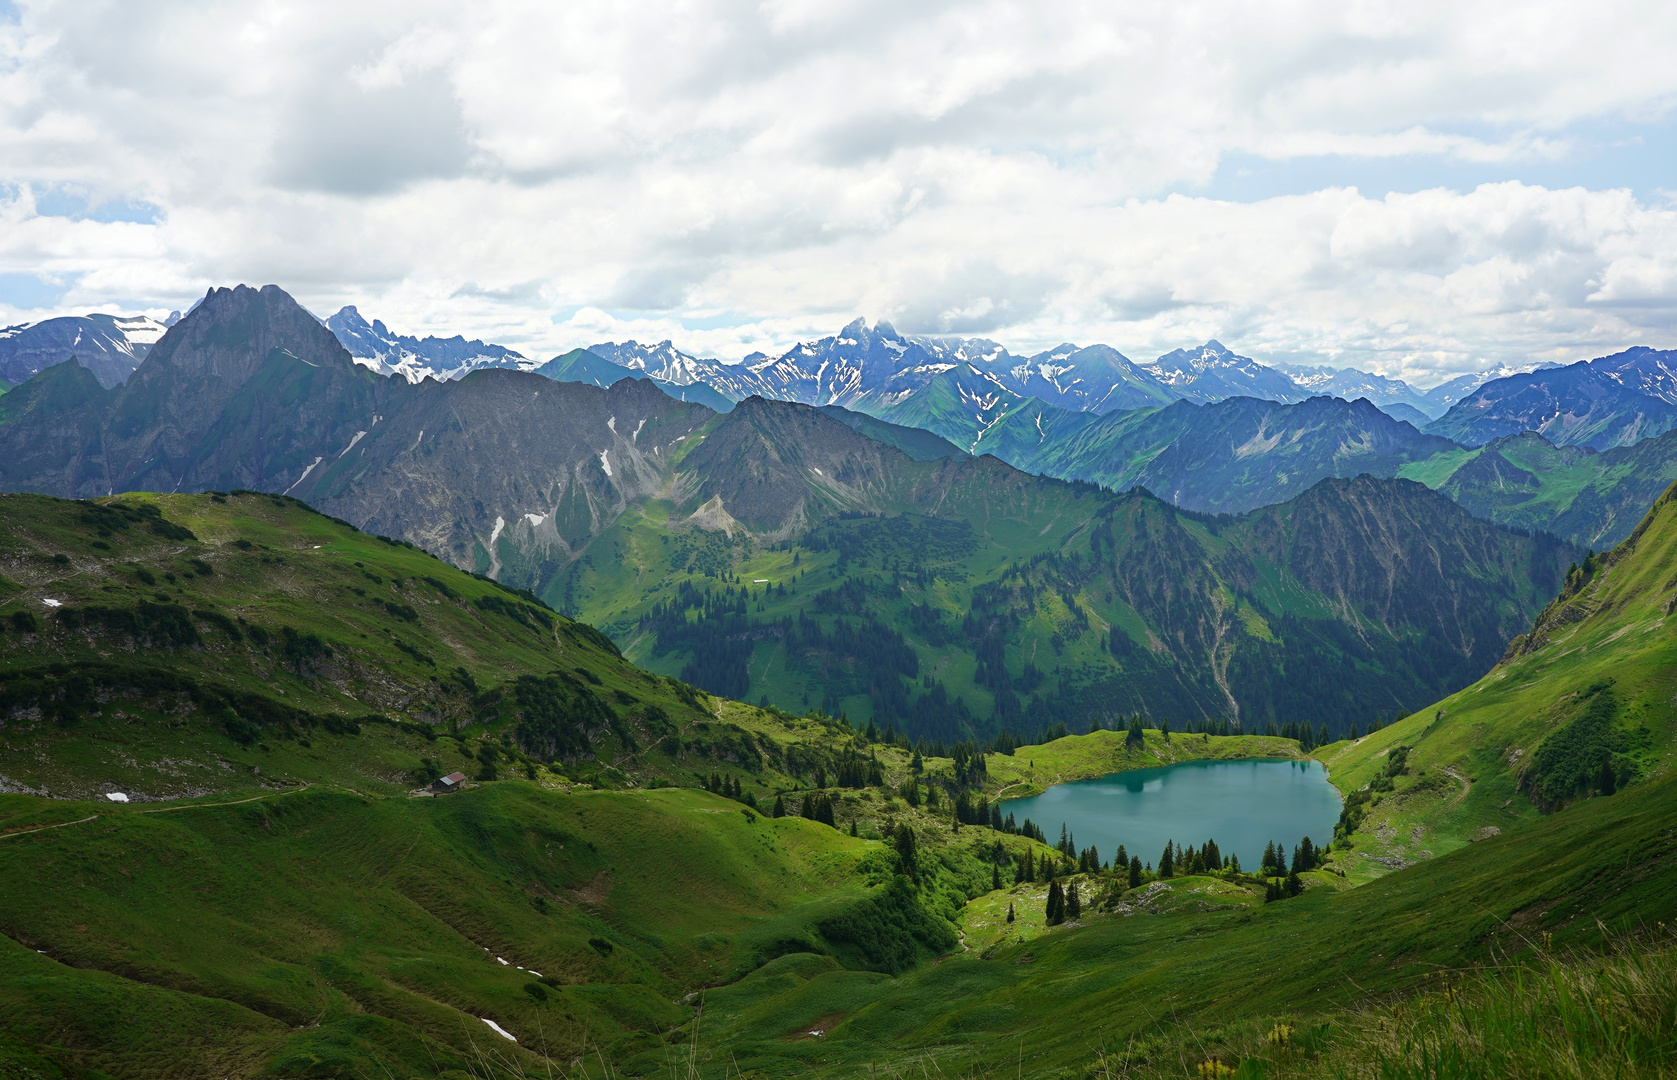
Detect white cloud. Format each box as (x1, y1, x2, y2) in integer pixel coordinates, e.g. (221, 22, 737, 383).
(0, 0, 1673, 382)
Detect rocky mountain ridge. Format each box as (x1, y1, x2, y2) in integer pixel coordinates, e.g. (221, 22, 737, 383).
(0, 312, 168, 388)
(325, 304, 538, 383)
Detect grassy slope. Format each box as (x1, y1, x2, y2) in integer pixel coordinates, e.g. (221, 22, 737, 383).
(0, 783, 882, 1077)
(1316, 480, 1677, 884)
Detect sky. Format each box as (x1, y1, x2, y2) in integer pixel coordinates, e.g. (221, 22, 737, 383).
(1, 1, 1675, 384)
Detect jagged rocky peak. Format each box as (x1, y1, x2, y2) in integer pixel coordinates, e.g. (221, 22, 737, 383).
(140, 284, 351, 383)
(325, 303, 533, 383)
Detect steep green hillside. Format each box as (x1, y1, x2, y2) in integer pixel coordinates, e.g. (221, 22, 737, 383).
(0, 490, 1067, 1076)
(0, 490, 745, 801)
(1397, 429, 1677, 549)
(1319, 477, 1677, 881)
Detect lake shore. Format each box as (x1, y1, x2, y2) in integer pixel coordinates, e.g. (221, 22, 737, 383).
(982, 728, 1307, 802)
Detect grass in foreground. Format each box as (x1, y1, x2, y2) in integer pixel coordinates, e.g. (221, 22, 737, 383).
(1092, 932, 1677, 1080)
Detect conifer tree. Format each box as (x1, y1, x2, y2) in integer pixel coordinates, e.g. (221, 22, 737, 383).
(1126, 717, 1145, 749)
(1159, 841, 1175, 879)
(1046, 880, 1065, 925)
(1066, 882, 1081, 920)
(1262, 841, 1277, 875)
(894, 825, 919, 883)
(1006, 902, 1015, 924)
(1129, 855, 1142, 889)
(849, 820, 858, 837)
(911, 746, 924, 774)
(992, 863, 1002, 891)
(772, 794, 786, 818)
(1286, 869, 1303, 897)
(1116, 844, 1128, 870)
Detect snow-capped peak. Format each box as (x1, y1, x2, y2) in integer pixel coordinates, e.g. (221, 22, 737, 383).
(326, 306, 536, 384)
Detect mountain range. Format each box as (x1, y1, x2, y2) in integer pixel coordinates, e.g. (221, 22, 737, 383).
(1423, 349, 1677, 449)
(0, 284, 1575, 740)
(9, 287, 1674, 568)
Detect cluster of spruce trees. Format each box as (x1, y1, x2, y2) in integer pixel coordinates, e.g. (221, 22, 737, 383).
(1259, 836, 1323, 902)
(702, 771, 759, 810)
(1044, 878, 1081, 925)
(769, 790, 838, 828)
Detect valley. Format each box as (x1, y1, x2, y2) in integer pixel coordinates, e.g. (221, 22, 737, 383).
(0, 288, 1673, 1078)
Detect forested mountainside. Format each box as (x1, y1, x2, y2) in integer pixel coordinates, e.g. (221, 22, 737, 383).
(560, 399, 1573, 738)
(0, 285, 1577, 740)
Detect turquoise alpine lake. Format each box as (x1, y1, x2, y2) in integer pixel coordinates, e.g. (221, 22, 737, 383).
(999, 758, 1342, 869)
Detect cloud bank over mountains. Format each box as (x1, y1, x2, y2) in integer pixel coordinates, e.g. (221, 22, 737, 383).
(0, 0, 1674, 381)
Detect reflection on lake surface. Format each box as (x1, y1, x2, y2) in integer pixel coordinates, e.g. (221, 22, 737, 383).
(999, 758, 1342, 869)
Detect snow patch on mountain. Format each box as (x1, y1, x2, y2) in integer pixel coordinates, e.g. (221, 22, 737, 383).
(326, 306, 537, 383)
